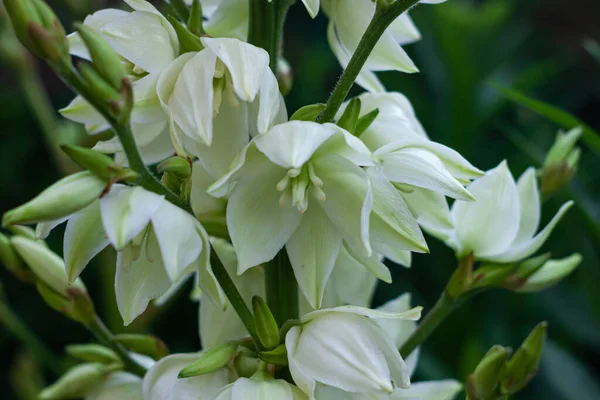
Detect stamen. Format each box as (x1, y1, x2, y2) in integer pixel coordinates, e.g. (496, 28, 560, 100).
(279, 188, 292, 207)
(287, 168, 302, 178)
(276, 175, 291, 191)
(307, 162, 323, 187)
(311, 186, 327, 202)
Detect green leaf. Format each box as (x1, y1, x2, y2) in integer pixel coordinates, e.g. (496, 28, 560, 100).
(494, 85, 600, 157)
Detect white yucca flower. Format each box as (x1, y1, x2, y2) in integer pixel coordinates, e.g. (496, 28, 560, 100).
(214, 373, 307, 400)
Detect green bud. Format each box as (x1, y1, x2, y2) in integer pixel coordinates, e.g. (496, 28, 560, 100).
(252, 296, 280, 350)
(516, 254, 582, 293)
(259, 344, 288, 366)
(66, 344, 120, 364)
(543, 127, 582, 169)
(75, 23, 126, 90)
(161, 171, 183, 194)
(7, 225, 38, 240)
(290, 103, 327, 122)
(61, 144, 138, 182)
(471, 264, 516, 289)
(540, 127, 582, 197)
(114, 333, 169, 360)
(501, 253, 551, 290)
(277, 57, 293, 96)
(157, 156, 192, 179)
(234, 353, 260, 378)
(36, 280, 96, 326)
(500, 322, 548, 395)
(168, 15, 203, 54)
(337, 98, 362, 134)
(355, 108, 380, 137)
(178, 342, 238, 378)
(79, 62, 121, 105)
(2, 171, 106, 226)
(0, 232, 33, 282)
(466, 345, 511, 400)
(38, 362, 109, 400)
(187, 0, 205, 36)
(36, 281, 70, 313)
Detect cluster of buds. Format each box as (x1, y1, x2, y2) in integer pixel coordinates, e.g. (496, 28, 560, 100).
(539, 127, 582, 198)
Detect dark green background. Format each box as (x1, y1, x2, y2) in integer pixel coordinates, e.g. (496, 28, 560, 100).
(1, 0, 600, 399)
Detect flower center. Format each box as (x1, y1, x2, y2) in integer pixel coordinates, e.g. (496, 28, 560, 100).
(276, 162, 326, 213)
(212, 60, 239, 116)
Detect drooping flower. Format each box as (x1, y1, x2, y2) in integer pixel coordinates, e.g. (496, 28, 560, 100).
(285, 305, 422, 398)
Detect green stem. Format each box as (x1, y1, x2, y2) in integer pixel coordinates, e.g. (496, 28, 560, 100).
(317, 0, 421, 123)
(248, 0, 293, 73)
(265, 250, 299, 326)
(88, 315, 147, 377)
(209, 248, 263, 350)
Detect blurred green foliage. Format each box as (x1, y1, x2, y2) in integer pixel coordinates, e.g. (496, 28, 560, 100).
(1, 0, 600, 399)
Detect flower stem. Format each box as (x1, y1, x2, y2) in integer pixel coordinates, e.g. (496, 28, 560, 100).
(88, 315, 147, 377)
(248, 0, 293, 73)
(317, 0, 421, 123)
(209, 248, 264, 350)
(265, 250, 299, 326)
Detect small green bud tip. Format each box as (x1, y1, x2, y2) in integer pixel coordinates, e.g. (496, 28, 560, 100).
(467, 345, 511, 400)
(252, 295, 280, 350)
(178, 342, 238, 379)
(290, 103, 327, 122)
(544, 127, 582, 168)
(355, 108, 380, 137)
(66, 344, 120, 364)
(157, 156, 192, 179)
(115, 334, 169, 360)
(38, 363, 107, 400)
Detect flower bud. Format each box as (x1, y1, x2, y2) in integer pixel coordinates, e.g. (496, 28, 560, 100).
(259, 344, 288, 366)
(38, 362, 110, 400)
(471, 263, 515, 290)
(61, 144, 138, 182)
(178, 342, 238, 379)
(0, 232, 33, 282)
(337, 97, 361, 134)
(500, 253, 551, 291)
(252, 295, 280, 350)
(290, 103, 326, 122)
(541, 127, 582, 197)
(543, 127, 582, 169)
(114, 333, 169, 360)
(78, 62, 121, 106)
(2, 171, 106, 226)
(157, 156, 192, 180)
(75, 23, 126, 90)
(7, 224, 38, 240)
(66, 344, 120, 364)
(277, 57, 293, 96)
(500, 322, 548, 395)
(516, 254, 581, 293)
(466, 345, 511, 400)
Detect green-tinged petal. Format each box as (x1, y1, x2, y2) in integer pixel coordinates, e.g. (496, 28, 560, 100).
(451, 161, 520, 257)
(123, 0, 161, 13)
(131, 74, 166, 124)
(169, 50, 217, 146)
(64, 202, 109, 282)
(100, 185, 164, 250)
(286, 327, 317, 399)
(86, 372, 143, 400)
(255, 121, 335, 169)
(367, 167, 428, 253)
(482, 201, 574, 263)
(345, 244, 391, 283)
(380, 148, 474, 201)
(124, 125, 174, 165)
(255, 71, 284, 135)
(36, 217, 69, 239)
(517, 253, 582, 293)
(68, 9, 129, 60)
(142, 353, 230, 400)
(373, 242, 412, 267)
(201, 37, 270, 102)
(151, 201, 203, 282)
(301, 0, 320, 18)
(204, 0, 249, 41)
(366, 319, 411, 389)
(301, 305, 422, 323)
(230, 378, 299, 400)
(389, 13, 421, 45)
(190, 161, 227, 217)
(101, 11, 177, 74)
(115, 229, 170, 325)
(401, 188, 454, 242)
(207, 141, 262, 198)
(313, 154, 373, 256)
(287, 204, 343, 309)
(512, 167, 541, 246)
(227, 154, 303, 273)
(60, 95, 105, 125)
(93, 122, 166, 153)
(391, 380, 463, 400)
(317, 124, 376, 166)
(314, 385, 388, 399)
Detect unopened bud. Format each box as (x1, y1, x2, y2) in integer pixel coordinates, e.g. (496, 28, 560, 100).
(541, 127, 582, 197)
(66, 344, 119, 364)
(252, 296, 280, 350)
(467, 345, 511, 400)
(7, 224, 38, 240)
(2, 171, 106, 226)
(11, 236, 85, 295)
(543, 127, 582, 169)
(0, 232, 33, 282)
(501, 253, 551, 290)
(516, 254, 581, 293)
(277, 57, 293, 96)
(61, 144, 138, 182)
(167, 15, 203, 53)
(290, 103, 326, 122)
(114, 334, 169, 360)
(471, 263, 515, 289)
(75, 23, 125, 90)
(234, 353, 260, 378)
(337, 98, 362, 134)
(259, 344, 288, 366)
(38, 362, 110, 400)
(500, 322, 548, 395)
(355, 108, 380, 137)
(157, 156, 192, 180)
(36, 278, 95, 326)
(78, 62, 121, 107)
(178, 342, 238, 379)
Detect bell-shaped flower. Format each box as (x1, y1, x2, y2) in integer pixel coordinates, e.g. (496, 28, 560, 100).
(286, 305, 422, 398)
(214, 373, 307, 400)
(143, 353, 231, 399)
(208, 120, 381, 309)
(440, 162, 573, 262)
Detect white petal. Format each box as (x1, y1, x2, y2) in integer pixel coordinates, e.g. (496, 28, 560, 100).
(131, 74, 166, 124)
(255, 121, 336, 169)
(60, 96, 105, 125)
(203, 0, 249, 41)
(317, 124, 376, 166)
(511, 167, 541, 246)
(401, 188, 454, 242)
(391, 380, 463, 400)
(190, 161, 227, 217)
(231, 378, 295, 400)
(482, 201, 574, 263)
(255, 71, 284, 135)
(94, 122, 166, 153)
(366, 319, 411, 389)
(287, 204, 343, 309)
(286, 326, 317, 399)
(115, 229, 171, 325)
(142, 353, 230, 400)
(64, 202, 109, 282)
(207, 141, 262, 198)
(451, 161, 520, 257)
(302, 305, 423, 323)
(86, 372, 143, 400)
(373, 242, 412, 268)
(201, 37, 270, 101)
(227, 154, 303, 273)
(389, 13, 421, 45)
(380, 148, 474, 201)
(68, 9, 130, 60)
(313, 154, 373, 256)
(100, 185, 164, 250)
(36, 217, 69, 239)
(302, 0, 320, 18)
